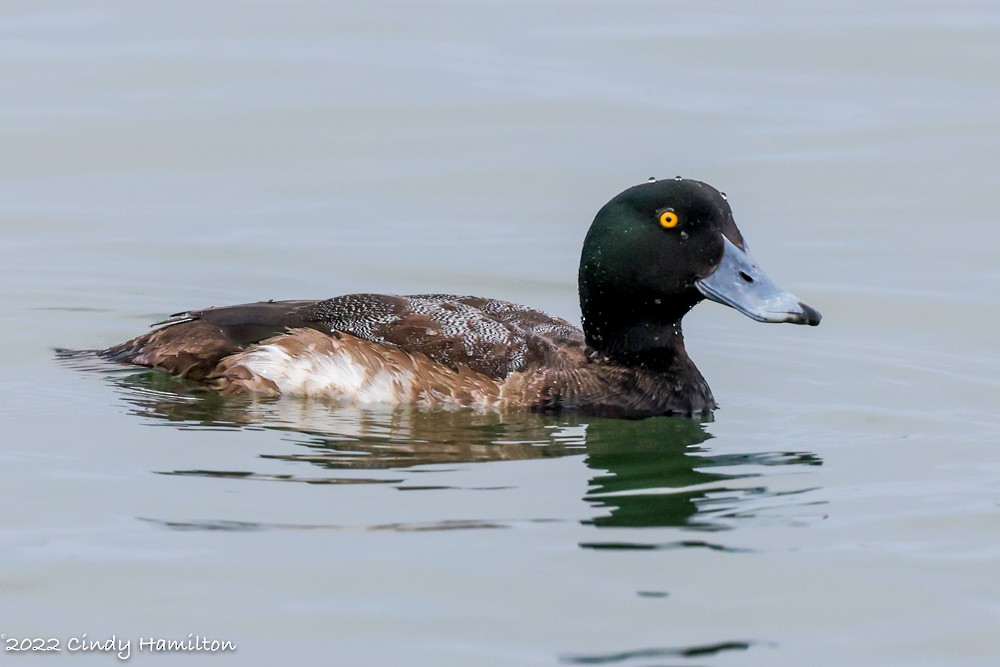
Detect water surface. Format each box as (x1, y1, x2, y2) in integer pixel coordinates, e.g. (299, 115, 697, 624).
(3, 2, 1000, 666)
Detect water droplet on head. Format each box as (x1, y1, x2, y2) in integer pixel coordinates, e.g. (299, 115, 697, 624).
(674, 175, 683, 180)
(648, 176, 656, 183)
(679, 231, 689, 240)
(720, 191, 728, 200)
(653, 298, 662, 305)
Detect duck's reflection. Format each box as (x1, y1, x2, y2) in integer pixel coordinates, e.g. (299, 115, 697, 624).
(581, 417, 821, 532)
(87, 363, 822, 532)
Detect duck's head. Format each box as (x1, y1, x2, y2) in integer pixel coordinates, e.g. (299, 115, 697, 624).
(579, 178, 821, 356)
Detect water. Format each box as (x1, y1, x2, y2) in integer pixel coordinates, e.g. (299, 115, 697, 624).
(3, 1, 1000, 665)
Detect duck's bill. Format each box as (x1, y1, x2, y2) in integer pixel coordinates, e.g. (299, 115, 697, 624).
(695, 235, 821, 326)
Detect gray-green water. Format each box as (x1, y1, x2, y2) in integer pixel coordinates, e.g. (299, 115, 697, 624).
(3, 2, 1000, 665)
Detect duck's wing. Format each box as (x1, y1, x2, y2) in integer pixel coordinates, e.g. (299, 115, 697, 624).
(100, 300, 320, 380)
(299, 294, 584, 380)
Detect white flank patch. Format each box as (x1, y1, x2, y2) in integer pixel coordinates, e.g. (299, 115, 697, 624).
(239, 342, 415, 404)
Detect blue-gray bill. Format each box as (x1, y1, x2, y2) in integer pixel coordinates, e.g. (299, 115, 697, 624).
(695, 235, 822, 326)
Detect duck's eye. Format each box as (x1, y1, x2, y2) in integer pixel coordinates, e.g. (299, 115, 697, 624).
(658, 210, 679, 229)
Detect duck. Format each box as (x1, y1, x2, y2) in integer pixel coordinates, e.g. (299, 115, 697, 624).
(100, 178, 820, 418)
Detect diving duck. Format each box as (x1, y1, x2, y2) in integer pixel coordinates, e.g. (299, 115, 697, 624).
(101, 178, 820, 418)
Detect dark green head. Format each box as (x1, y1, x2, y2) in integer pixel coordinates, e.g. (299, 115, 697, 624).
(579, 178, 820, 356)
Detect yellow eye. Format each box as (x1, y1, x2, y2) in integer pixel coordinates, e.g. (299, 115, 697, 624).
(659, 210, 679, 228)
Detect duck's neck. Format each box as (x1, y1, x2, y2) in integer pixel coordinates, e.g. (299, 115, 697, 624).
(581, 293, 715, 408)
(593, 322, 686, 365)
(581, 293, 700, 367)
(590, 323, 703, 393)
(580, 312, 715, 416)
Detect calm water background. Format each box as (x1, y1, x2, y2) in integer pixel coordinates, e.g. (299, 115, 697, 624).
(3, 1, 1000, 665)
